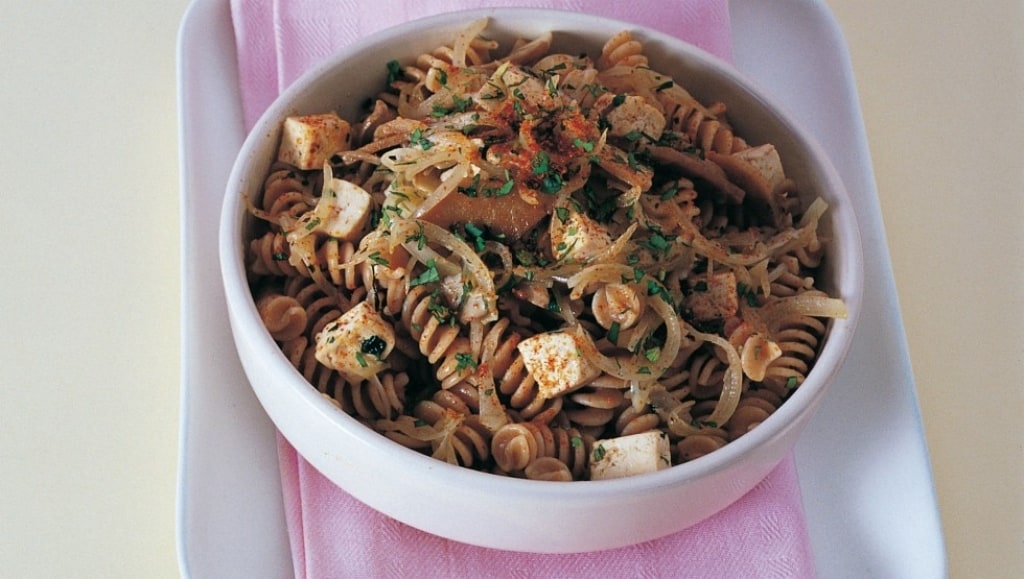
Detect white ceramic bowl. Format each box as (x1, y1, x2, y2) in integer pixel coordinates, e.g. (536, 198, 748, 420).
(220, 8, 864, 553)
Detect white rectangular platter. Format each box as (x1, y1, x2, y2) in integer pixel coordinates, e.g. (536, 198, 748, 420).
(176, 0, 947, 576)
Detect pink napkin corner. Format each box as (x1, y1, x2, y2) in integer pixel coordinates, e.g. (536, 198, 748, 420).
(231, 1, 816, 577)
(231, 0, 732, 130)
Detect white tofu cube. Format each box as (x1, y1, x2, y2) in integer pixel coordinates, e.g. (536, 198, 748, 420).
(606, 95, 666, 142)
(517, 331, 600, 400)
(318, 178, 372, 240)
(277, 112, 351, 170)
(589, 431, 671, 480)
(315, 301, 395, 381)
(550, 207, 611, 263)
(293, 177, 373, 241)
(733, 144, 785, 192)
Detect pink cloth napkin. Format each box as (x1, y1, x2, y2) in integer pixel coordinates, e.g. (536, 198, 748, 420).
(230, 2, 816, 577)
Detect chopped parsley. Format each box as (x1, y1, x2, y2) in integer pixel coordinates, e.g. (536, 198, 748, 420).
(642, 232, 671, 256)
(410, 259, 441, 287)
(410, 128, 433, 150)
(463, 222, 487, 253)
(555, 206, 570, 223)
(425, 289, 454, 325)
(540, 172, 563, 194)
(360, 335, 388, 358)
(737, 283, 759, 307)
(385, 59, 402, 84)
(607, 321, 621, 344)
(405, 222, 427, 251)
(532, 150, 551, 175)
(573, 137, 594, 152)
(367, 252, 390, 267)
(454, 352, 478, 372)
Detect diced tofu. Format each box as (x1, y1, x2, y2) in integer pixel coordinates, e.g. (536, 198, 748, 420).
(589, 431, 672, 480)
(319, 178, 372, 240)
(684, 270, 739, 321)
(733, 144, 785, 192)
(315, 301, 395, 381)
(277, 112, 351, 170)
(439, 273, 490, 324)
(517, 331, 600, 400)
(606, 95, 666, 142)
(549, 206, 612, 263)
(294, 177, 373, 241)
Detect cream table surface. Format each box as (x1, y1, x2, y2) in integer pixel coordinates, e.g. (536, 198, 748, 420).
(0, 0, 1020, 577)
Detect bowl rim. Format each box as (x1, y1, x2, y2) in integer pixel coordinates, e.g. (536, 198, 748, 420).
(219, 6, 865, 501)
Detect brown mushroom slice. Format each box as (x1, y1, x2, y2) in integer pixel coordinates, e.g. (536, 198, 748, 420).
(646, 145, 745, 204)
(413, 183, 555, 240)
(707, 144, 785, 226)
(374, 117, 428, 143)
(352, 99, 396, 147)
(348, 117, 428, 156)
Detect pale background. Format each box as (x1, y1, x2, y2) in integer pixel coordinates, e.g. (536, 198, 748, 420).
(0, 0, 1020, 577)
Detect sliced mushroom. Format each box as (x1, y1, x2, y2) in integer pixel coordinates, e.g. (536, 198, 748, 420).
(352, 99, 396, 147)
(707, 143, 786, 226)
(413, 182, 554, 240)
(646, 145, 745, 204)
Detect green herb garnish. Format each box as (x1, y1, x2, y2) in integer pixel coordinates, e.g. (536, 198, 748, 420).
(410, 259, 441, 287)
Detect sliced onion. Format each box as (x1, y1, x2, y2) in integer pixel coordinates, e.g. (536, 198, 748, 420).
(473, 364, 509, 434)
(681, 322, 743, 428)
(754, 292, 849, 335)
(390, 218, 498, 324)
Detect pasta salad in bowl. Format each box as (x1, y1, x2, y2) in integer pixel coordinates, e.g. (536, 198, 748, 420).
(220, 9, 863, 553)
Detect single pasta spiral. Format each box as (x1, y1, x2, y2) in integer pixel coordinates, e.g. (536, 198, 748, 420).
(329, 371, 409, 423)
(562, 380, 626, 434)
(259, 162, 317, 218)
(667, 100, 749, 155)
(762, 311, 828, 393)
(598, 30, 649, 69)
(255, 290, 306, 342)
(490, 418, 588, 480)
(415, 392, 491, 468)
(725, 389, 782, 440)
(400, 284, 465, 365)
(676, 431, 728, 462)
